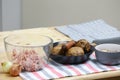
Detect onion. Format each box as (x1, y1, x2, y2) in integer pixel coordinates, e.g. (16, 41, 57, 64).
(1, 61, 13, 73)
(9, 63, 22, 76)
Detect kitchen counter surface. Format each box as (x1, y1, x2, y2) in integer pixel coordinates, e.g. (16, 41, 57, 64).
(0, 27, 120, 80)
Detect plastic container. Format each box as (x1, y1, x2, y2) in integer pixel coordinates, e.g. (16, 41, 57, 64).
(4, 34, 53, 71)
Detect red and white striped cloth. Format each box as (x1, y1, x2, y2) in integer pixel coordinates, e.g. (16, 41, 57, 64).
(20, 53, 120, 80)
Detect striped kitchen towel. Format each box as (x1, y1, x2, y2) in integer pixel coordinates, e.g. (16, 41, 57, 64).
(20, 53, 120, 80)
(56, 19, 120, 42)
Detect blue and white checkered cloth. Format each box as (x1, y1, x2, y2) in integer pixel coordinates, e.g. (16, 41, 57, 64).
(56, 19, 120, 42)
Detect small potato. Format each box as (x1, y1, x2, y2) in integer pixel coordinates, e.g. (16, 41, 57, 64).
(66, 47, 84, 56)
(51, 44, 65, 55)
(65, 40, 76, 50)
(75, 39, 91, 52)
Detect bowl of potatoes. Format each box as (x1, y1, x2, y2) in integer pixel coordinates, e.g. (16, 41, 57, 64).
(49, 39, 94, 64)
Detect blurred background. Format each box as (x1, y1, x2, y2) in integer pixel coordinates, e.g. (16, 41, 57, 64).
(0, 0, 120, 31)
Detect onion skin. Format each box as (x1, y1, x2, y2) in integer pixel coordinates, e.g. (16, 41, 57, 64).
(1, 61, 13, 73)
(9, 64, 22, 77)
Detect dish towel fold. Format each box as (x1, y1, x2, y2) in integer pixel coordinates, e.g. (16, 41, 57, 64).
(55, 19, 120, 42)
(20, 53, 120, 80)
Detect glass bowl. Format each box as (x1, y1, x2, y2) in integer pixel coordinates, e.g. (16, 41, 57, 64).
(4, 33, 53, 71)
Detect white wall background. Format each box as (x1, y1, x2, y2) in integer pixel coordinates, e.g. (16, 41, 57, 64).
(0, 0, 2, 31)
(1, 0, 120, 31)
(22, 0, 120, 30)
(1, 0, 21, 31)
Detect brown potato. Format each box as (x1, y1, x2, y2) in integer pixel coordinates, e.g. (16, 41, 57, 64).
(66, 47, 84, 56)
(65, 40, 76, 50)
(75, 39, 91, 52)
(51, 44, 66, 55)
